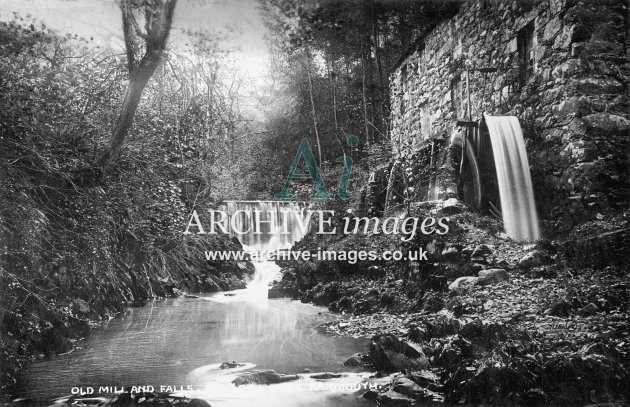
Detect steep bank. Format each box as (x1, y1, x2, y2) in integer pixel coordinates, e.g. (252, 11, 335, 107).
(0, 22, 255, 399)
(1, 217, 254, 400)
(271, 203, 629, 405)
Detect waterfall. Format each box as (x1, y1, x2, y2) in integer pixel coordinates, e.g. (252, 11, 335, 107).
(484, 114, 540, 241)
(220, 201, 310, 250)
(219, 201, 310, 289)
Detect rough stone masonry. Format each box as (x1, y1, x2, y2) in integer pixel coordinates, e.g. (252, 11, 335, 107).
(389, 0, 628, 235)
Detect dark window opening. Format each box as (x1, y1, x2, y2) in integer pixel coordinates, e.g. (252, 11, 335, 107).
(518, 22, 535, 85)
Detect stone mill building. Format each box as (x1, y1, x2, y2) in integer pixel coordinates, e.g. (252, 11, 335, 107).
(385, 0, 628, 240)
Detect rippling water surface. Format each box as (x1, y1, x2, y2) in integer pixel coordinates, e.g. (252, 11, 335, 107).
(23, 203, 377, 406)
(22, 281, 373, 406)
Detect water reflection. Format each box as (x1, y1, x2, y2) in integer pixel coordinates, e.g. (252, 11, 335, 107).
(21, 291, 370, 406)
(21, 201, 373, 406)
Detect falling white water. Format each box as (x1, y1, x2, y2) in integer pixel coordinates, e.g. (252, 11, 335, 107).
(221, 201, 310, 250)
(484, 114, 540, 241)
(218, 201, 311, 293)
(186, 202, 378, 407)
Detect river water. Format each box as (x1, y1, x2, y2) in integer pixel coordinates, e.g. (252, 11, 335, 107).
(22, 202, 376, 406)
(21, 275, 373, 406)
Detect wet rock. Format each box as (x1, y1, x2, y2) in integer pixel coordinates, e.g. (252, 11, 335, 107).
(311, 372, 343, 379)
(220, 361, 244, 369)
(189, 400, 212, 407)
(409, 370, 441, 391)
(392, 376, 429, 400)
(441, 247, 460, 263)
(441, 198, 466, 215)
(578, 302, 598, 316)
(170, 287, 184, 297)
(448, 276, 478, 290)
(362, 389, 379, 400)
(368, 334, 429, 372)
(343, 353, 364, 367)
(232, 370, 299, 386)
(518, 250, 552, 269)
(376, 390, 415, 406)
(477, 269, 509, 285)
(268, 286, 296, 299)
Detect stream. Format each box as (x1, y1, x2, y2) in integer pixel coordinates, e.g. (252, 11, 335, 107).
(21, 266, 373, 406)
(21, 202, 377, 406)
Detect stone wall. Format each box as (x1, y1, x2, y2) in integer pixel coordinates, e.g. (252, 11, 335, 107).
(390, 0, 629, 234)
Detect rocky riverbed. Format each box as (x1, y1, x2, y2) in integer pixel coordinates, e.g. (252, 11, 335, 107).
(271, 205, 630, 406)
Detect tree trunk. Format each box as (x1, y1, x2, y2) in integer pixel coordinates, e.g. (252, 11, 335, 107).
(326, 54, 338, 129)
(305, 48, 322, 165)
(361, 40, 370, 147)
(372, 10, 386, 133)
(100, 51, 162, 165)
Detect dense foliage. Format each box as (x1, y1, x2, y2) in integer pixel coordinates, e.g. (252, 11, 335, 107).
(0, 18, 256, 397)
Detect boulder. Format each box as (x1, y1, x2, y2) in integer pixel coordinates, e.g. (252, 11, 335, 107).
(583, 113, 630, 132)
(267, 286, 296, 299)
(441, 247, 460, 263)
(392, 376, 429, 400)
(441, 198, 466, 215)
(409, 370, 440, 390)
(362, 389, 379, 400)
(368, 334, 429, 372)
(477, 269, 509, 285)
(220, 361, 244, 369)
(311, 372, 343, 379)
(343, 353, 364, 367)
(518, 250, 552, 269)
(448, 276, 479, 290)
(189, 400, 212, 407)
(232, 370, 299, 386)
(471, 244, 493, 258)
(376, 390, 415, 406)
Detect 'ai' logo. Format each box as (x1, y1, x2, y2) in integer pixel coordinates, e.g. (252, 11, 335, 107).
(274, 135, 359, 200)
